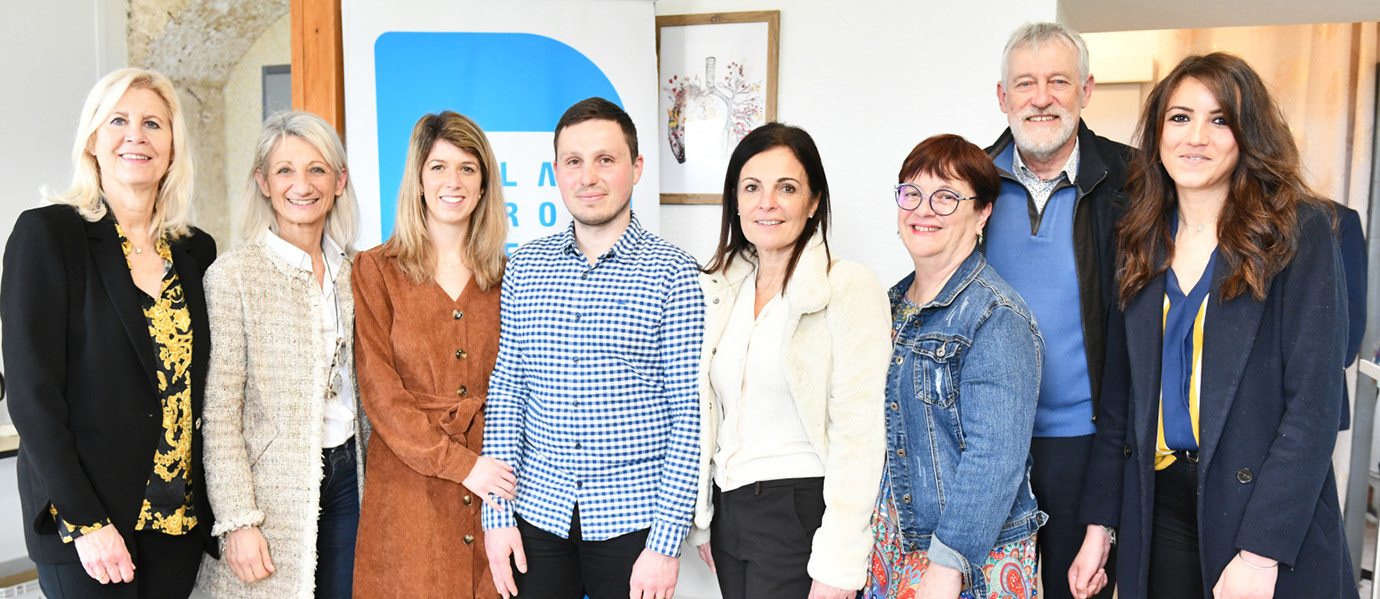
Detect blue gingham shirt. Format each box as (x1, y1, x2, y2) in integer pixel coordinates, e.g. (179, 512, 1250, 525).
(481, 214, 705, 556)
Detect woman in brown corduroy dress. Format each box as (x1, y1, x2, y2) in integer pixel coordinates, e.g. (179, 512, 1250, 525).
(351, 112, 511, 598)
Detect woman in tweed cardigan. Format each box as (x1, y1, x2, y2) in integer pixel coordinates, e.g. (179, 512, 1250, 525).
(197, 111, 367, 599)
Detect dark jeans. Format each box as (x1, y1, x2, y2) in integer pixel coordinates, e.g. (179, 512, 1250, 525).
(513, 507, 649, 599)
(709, 477, 825, 599)
(315, 437, 360, 599)
(1030, 434, 1116, 599)
(1148, 454, 1204, 599)
(37, 529, 203, 599)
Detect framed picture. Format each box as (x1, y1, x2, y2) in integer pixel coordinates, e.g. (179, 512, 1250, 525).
(656, 11, 780, 204)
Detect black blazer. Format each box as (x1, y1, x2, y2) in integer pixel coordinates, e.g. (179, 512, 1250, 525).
(1, 204, 217, 563)
(1081, 203, 1356, 599)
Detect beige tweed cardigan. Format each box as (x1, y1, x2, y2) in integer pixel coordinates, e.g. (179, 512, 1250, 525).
(196, 240, 369, 599)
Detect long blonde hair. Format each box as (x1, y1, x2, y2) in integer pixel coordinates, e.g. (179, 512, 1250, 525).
(47, 68, 195, 239)
(240, 111, 359, 251)
(382, 111, 507, 290)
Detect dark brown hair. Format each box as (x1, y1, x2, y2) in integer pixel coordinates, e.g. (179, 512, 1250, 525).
(1117, 52, 1325, 306)
(553, 97, 638, 158)
(898, 134, 1000, 211)
(702, 123, 831, 291)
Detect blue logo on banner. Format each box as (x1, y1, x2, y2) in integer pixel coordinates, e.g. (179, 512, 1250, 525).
(374, 31, 623, 238)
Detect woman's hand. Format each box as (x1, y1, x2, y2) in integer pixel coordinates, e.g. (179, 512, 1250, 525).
(695, 542, 716, 573)
(807, 579, 857, 599)
(225, 526, 276, 583)
(1068, 524, 1111, 598)
(462, 456, 517, 510)
(1212, 550, 1277, 599)
(915, 562, 963, 599)
(74, 526, 134, 584)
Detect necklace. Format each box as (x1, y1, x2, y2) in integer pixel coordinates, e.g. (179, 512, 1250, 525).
(1179, 214, 1211, 233)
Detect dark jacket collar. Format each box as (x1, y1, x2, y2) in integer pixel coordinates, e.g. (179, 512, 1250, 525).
(987, 119, 1113, 197)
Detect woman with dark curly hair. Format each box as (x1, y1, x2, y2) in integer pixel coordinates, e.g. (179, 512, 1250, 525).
(1068, 53, 1357, 599)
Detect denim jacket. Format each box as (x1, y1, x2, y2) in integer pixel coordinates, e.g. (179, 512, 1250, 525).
(885, 250, 1046, 596)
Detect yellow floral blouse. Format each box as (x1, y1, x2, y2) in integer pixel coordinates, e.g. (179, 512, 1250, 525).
(50, 224, 198, 542)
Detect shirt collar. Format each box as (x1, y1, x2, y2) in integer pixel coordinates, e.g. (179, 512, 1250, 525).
(264, 229, 345, 277)
(560, 212, 647, 263)
(1012, 137, 1081, 185)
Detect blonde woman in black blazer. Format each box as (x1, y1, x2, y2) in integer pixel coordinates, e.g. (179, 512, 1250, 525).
(0, 68, 216, 599)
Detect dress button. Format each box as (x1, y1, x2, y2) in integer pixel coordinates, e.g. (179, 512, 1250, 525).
(453, 310, 463, 320)
(456, 349, 467, 359)
(890, 402, 900, 411)
(1236, 468, 1254, 483)
(457, 386, 468, 396)
(902, 494, 911, 503)
(463, 495, 473, 505)
(1123, 444, 1133, 458)
(463, 534, 474, 545)
(897, 449, 906, 457)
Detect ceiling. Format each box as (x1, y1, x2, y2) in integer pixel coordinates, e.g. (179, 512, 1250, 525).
(1060, 0, 1380, 33)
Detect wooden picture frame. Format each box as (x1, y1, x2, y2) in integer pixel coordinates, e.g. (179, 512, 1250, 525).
(656, 11, 780, 205)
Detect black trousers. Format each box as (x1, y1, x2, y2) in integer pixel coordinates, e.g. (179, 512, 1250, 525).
(37, 529, 203, 599)
(1030, 435, 1117, 599)
(709, 477, 825, 599)
(513, 507, 649, 599)
(1148, 455, 1205, 599)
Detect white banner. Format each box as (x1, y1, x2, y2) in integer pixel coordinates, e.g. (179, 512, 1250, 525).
(342, 0, 660, 251)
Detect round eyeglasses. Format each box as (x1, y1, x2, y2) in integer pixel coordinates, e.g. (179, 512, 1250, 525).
(894, 183, 979, 215)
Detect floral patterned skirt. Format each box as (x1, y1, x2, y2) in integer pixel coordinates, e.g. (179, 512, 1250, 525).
(862, 468, 1039, 599)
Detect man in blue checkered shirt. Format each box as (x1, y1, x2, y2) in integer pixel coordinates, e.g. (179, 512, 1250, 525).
(481, 97, 706, 599)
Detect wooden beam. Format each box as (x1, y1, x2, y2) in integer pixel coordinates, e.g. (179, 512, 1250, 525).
(291, 0, 345, 137)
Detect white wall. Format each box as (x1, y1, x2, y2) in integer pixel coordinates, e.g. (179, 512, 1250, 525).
(650, 1, 1057, 595)
(654, 0, 1057, 286)
(0, 0, 126, 566)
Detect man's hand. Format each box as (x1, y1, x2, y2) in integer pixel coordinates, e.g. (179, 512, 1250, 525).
(463, 456, 517, 510)
(807, 579, 857, 599)
(629, 548, 679, 599)
(224, 526, 276, 583)
(74, 526, 134, 584)
(485, 526, 526, 599)
(1068, 524, 1111, 599)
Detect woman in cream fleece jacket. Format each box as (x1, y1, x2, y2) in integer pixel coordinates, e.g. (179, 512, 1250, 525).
(690, 123, 891, 599)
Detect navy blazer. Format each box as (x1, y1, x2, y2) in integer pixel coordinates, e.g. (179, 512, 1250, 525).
(1082, 203, 1356, 599)
(1, 204, 217, 563)
(1335, 201, 1366, 430)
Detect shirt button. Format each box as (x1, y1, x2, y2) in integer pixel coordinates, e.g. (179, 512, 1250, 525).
(581, 272, 589, 279)
(452, 310, 463, 320)
(574, 314, 581, 321)
(890, 402, 900, 411)
(456, 349, 467, 359)
(576, 481, 583, 488)
(463, 494, 473, 505)
(575, 443, 582, 450)
(573, 400, 580, 407)
(897, 449, 906, 457)
(463, 534, 475, 545)
(457, 386, 468, 396)
(573, 357, 580, 364)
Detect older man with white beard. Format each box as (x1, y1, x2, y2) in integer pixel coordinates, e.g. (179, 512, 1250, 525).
(982, 22, 1132, 599)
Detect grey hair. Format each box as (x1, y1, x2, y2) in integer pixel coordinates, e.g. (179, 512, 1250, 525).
(240, 110, 359, 251)
(1001, 22, 1090, 87)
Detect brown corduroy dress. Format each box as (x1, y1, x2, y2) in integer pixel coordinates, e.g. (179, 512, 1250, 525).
(350, 248, 500, 598)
